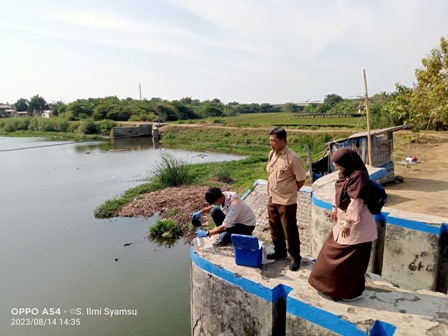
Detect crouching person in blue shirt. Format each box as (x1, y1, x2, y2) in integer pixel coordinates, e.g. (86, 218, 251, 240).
(194, 187, 256, 246)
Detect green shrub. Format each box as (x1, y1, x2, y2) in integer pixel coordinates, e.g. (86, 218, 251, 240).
(28, 117, 70, 132)
(78, 118, 98, 134)
(149, 219, 183, 239)
(2, 117, 32, 132)
(98, 119, 116, 135)
(151, 153, 194, 187)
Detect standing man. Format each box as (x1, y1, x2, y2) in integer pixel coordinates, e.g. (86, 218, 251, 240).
(267, 127, 306, 271)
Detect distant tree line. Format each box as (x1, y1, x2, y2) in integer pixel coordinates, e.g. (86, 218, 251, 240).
(8, 96, 280, 122)
(3, 35, 447, 131)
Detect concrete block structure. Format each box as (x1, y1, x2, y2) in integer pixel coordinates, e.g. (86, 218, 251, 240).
(112, 124, 152, 138)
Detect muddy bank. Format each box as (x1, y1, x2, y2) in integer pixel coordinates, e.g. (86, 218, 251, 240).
(117, 185, 232, 233)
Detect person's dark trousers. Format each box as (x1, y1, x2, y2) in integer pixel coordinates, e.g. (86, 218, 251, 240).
(268, 198, 301, 261)
(211, 207, 254, 245)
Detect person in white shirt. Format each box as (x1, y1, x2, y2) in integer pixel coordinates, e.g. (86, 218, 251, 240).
(194, 188, 256, 246)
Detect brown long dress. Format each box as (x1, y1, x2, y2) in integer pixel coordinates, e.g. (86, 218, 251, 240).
(308, 232, 372, 300)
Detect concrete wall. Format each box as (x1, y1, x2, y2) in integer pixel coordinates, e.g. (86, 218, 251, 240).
(190, 241, 448, 336)
(191, 253, 278, 336)
(112, 124, 152, 138)
(381, 212, 446, 292)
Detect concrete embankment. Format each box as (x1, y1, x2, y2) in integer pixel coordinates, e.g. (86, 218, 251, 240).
(191, 240, 447, 335)
(190, 169, 448, 335)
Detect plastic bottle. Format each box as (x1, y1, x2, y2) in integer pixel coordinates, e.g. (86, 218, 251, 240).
(197, 236, 204, 248)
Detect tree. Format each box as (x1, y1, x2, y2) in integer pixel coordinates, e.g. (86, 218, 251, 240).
(14, 98, 29, 112)
(28, 95, 47, 114)
(327, 100, 357, 114)
(260, 103, 273, 113)
(283, 102, 297, 113)
(199, 100, 225, 117)
(65, 100, 93, 120)
(171, 101, 199, 119)
(303, 102, 322, 113)
(93, 103, 112, 121)
(155, 103, 179, 121)
(383, 84, 416, 127)
(324, 93, 344, 107)
(320, 94, 344, 113)
(50, 101, 67, 117)
(413, 35, 448, 129)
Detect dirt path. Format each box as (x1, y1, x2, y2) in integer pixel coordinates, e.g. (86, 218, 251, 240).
(385, 131, 448, 218)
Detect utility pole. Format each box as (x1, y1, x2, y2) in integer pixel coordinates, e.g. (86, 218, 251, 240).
(139, 83, 142, 100)
(363, 69, 373, 165)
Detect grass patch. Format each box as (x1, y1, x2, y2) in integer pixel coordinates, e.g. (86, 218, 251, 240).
(151, 153, 194, 187)
(149, 219, 183, 247)
(149, 219, 183, 238)
(94, 183, 162, 218)
(173, 112, 361, 128)
(213, 165, 233, 183)
(160, 125, 346, 160)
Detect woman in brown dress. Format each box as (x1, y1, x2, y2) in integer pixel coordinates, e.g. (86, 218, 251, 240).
(308, 148, 378, 301)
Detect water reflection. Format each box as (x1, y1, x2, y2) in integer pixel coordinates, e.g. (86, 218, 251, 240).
(0, 136, 244, 336)
(149, 236, 178, 248)
(75, 136, 160, 152)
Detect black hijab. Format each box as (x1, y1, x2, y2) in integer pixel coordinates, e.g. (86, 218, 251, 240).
(331, 148, 370, 210)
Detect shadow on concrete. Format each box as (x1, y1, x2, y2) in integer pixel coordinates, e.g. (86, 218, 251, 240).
(261, 258, 315, 281)
(333, 280, 448, 320)
(386, 177, 448, 193)
(385, 194, 413, 206)
(261, 259, 290, 279)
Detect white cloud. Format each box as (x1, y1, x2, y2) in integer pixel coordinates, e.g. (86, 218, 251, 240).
(1, 0, 447, 103)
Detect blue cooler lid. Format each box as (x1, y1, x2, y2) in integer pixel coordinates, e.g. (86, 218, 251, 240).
(231, 234, 259, 251)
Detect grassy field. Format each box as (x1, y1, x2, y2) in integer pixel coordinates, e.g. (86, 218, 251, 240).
(175, 112, 365, 129)
(159, 125, 351, 159)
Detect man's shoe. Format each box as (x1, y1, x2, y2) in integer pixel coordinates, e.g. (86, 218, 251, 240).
(213, 239, 228, 247)
(266, 252, 287, 260)
(289, 259, 301, 272)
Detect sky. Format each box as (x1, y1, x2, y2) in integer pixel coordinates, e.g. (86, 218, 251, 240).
(1, 0, 448, 105)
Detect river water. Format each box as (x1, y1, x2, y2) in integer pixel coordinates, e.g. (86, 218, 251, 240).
(0, 136, 242, 336)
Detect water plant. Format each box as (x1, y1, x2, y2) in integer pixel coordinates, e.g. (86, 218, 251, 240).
(150, 153, 194, 187)
(149, 219, 183, 247)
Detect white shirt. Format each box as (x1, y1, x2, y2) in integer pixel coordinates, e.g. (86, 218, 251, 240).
(221, 192, 256, 228)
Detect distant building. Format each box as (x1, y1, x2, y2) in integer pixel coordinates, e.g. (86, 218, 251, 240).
(0, 104, 15, 117)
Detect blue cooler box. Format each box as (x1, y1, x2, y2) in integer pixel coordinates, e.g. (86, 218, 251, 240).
(231, 234, 262, 268)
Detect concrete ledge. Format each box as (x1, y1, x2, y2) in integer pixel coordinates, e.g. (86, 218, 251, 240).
(190, 240, 448, 335)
